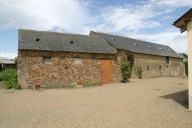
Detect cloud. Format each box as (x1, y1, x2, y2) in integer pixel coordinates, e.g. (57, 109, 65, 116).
(0, 0, 190, 54)
(90, 0, 189, 53)
(0, 0, 190, 34)
(96, 4, 160, 32)
(151, 0, 192, 8)
(0, 0, 92, 33)
(0, 52, 17, 59)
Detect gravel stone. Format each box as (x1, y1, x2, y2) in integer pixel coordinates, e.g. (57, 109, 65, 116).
(0, 77, 191, 128)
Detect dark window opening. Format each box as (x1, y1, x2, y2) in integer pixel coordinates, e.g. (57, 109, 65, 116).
(166, 57, 169, 64)
(42, 57, 52, 64)
(147, 65, 149, 70)
(127, 56, 132, 61)
(36, 38, 40, 41)
(125, 54, 133, 62)
(159, 66, 162, 71)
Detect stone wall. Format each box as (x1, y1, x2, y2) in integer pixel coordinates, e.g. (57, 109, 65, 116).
(118, 50, 183, 79)
(18, 50, 120, 88)
(18, 49, 182, 88)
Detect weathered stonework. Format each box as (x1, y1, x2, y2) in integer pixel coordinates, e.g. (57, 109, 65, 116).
(18, 29, 183, 89)
(18, 49, 182, 88)
(18, 50, 121, 88)
(117, 50, 183, 79)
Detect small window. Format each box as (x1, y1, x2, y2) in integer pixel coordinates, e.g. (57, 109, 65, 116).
(147, 65, 149, 70)
(166, 57, 169, 64)
(125, 54, 132, 62)
(74, 58, 82, 65)
(43, 57, 52, 64)
(36, 38, 40, 41)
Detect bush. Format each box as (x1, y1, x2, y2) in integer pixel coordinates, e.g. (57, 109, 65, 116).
(0, 72, 2, 81)
(135, 66, 143, 79)
(121, 61, 131, 82)
(184, 61, 188, 76)
(1, 69, 21, 89)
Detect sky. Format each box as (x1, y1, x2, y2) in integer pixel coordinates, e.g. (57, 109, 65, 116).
(0, 0, 191, 59)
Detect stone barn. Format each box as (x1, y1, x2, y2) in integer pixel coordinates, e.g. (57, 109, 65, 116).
(90, 31, 183, 78)
(18, 29, 183, 88)
(18, 29, 119, 88)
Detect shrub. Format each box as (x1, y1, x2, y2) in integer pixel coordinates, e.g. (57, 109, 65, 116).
(184, 61, 188, 76)
(1, 69, 21, 89)
(135, 66, 143, 79)
(14, 56, 18, 64)
(121, 61, 131, 82)
(0, 72, 2, 81)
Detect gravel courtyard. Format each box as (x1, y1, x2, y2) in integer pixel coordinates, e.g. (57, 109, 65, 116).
(0, 77, 191, 128)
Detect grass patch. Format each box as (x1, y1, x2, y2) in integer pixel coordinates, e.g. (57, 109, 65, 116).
(83, 81, 98, 87)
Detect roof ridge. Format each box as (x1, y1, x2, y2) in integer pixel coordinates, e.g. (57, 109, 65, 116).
(18, 29, 117, 54)
(19, 29, 102, 39)
(91, 31, 182, 58)
(92, 31, 169, 47)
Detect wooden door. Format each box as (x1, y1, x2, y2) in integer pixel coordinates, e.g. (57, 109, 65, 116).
(101, 60, 111, 84)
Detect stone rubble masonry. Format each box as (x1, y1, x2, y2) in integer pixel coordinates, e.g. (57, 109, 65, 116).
(118, 50, 183, 79)
(18, 50, 121, 88)
(18, 50, 183, 88)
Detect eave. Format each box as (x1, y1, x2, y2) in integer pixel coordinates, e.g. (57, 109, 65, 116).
(173, 8, 192, 33)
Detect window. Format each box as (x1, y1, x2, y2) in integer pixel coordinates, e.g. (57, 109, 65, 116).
(125, 54, 133, 62)
(166, 57, 169, 64)
(74, 58, 82, 65)
(147, 65, 149, 70)
(36, 38, 40, 41)
(43, 57, 51, 64)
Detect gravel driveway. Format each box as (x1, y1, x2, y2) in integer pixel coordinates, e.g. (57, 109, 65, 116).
(0, 77, 191, 128)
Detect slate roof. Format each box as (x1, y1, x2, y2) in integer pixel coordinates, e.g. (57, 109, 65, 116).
(90, 31, 182, 58)
(179, 53, 188, 59)
(18, 29, 117, 54)
(0, 59, 15, 64)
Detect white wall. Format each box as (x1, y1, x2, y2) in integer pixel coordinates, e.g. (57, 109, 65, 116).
(187, 20, 192, 110)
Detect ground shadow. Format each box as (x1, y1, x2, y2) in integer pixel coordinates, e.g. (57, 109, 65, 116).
(160, 90, 188, 109)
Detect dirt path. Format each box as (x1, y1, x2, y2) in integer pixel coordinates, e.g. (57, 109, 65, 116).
(0, 77, 191, 128)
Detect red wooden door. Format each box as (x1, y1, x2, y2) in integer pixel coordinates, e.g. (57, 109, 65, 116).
(101, 60, 111, 84)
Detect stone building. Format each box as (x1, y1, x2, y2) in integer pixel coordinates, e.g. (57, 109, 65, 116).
(18, 29, 118, 88)
(0, 59, 16, 71)
(18, 29, 183, 88)
(90, 31, 183, 79)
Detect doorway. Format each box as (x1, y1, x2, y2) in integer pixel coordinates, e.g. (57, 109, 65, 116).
(101, 60, 111, 84)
